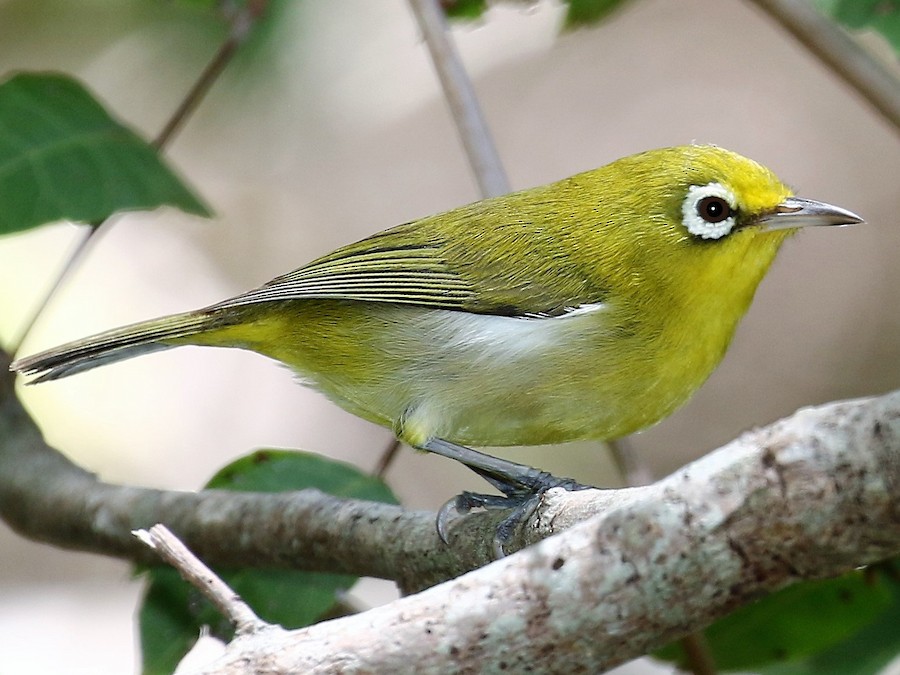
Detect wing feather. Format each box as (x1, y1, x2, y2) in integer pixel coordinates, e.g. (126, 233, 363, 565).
(214, 242, 477, 310)
(212, 190, 609, 316)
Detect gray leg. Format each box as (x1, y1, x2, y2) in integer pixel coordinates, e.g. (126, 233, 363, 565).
(422, 438, 591, 556)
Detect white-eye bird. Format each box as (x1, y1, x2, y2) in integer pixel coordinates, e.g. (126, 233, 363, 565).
(11, 145, 863, 547)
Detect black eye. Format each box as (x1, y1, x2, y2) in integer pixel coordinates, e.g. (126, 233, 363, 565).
(697, 196, 732, 224)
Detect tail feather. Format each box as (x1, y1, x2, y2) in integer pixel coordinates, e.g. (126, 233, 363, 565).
(10, 312, 220, 383)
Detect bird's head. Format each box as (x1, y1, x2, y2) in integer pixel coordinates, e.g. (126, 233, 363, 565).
(577, 145, 863, 295)
(670, 145, 862, 244)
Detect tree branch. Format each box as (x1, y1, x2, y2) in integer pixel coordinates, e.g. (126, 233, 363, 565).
(0, 348, 511, 592)
(154, 389, 900, 674)
(746, 0, 900, 134)
(407, 0, 510, 197)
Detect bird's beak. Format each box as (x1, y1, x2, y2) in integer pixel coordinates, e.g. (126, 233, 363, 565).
(754, 197, 865, 231)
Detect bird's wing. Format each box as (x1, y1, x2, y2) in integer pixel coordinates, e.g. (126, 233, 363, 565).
(212, 199, 608, 317)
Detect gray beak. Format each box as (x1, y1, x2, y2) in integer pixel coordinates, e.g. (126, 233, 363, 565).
(755, 197, 865, 231)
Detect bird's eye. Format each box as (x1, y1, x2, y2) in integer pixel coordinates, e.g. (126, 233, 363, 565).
(682, 182, 738, 240)
(697, 196, 731, 224)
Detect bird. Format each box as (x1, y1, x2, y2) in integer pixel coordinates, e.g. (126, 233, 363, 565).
(11, 144, 863, 549)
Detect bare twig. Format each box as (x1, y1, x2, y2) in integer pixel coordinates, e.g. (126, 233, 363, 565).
(373, 437, 403, 480)
(408, 0, 652, 507)
(135, 524, 265, 635)
(407, 0, 510, 198)
(747, 0, 900, 134)
(5, 336, 900, 669)
(608, 436, 655, 487)
(8, 225, 103, 354)
(680, 632, 719, 675)
(152, 3, 260, 151)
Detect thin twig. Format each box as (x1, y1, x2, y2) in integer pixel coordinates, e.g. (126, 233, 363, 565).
(135, 524, 266, 635)
(608, 436, 655, 487)
(8, 226, 99, 355)
(680, 632, 719, 675)
(407, 0, 510, 198)
(747, 0, 900, 134)
(10, 4, 264, 355)
(152, 4, 257, 151)
(373, 437, 403, 480)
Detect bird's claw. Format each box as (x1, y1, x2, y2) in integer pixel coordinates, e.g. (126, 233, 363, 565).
(436, 475, 593, 557)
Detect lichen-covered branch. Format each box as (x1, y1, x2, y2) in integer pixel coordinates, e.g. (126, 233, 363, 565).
(173, 390, 900, 674)
(4, 345, 900, 669)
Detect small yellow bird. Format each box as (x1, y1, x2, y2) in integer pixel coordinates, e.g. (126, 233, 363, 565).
(11, 145, 862, 543)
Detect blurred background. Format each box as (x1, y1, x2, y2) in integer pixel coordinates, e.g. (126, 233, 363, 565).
(0, 0, 897, 672)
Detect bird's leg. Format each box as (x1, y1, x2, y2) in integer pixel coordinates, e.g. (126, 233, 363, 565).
(422, 438, 592, 556)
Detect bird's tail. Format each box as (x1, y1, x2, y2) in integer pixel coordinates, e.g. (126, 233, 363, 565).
(10, 311, 226, 384)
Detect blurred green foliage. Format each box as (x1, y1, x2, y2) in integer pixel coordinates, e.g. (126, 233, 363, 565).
(816, 0, 900, 51)
(655, 569, 896, 672)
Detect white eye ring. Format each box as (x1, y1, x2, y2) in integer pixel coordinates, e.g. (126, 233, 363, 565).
(682, 182, 737, 240)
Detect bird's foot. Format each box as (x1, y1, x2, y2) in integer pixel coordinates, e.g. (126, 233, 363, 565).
(426, 442, 591, 557)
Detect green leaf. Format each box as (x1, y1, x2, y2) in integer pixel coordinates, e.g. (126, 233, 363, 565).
(167, 0, 220, 7)
(654, 571, 894, 672)
(138, 567, 219, 675)
(205, 449, 398, 503)
(564, 0, 633, 28)
(138, 450, 397, 675)
(758, 572, 900, 675)
(819, 0, 880, 28)
(444, 0, 489, 21)
(0, 72, 209, 237)
(815, 0, 900, 53)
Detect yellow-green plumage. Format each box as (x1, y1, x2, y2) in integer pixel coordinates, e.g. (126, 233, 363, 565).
(12, 145, 859, 451)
